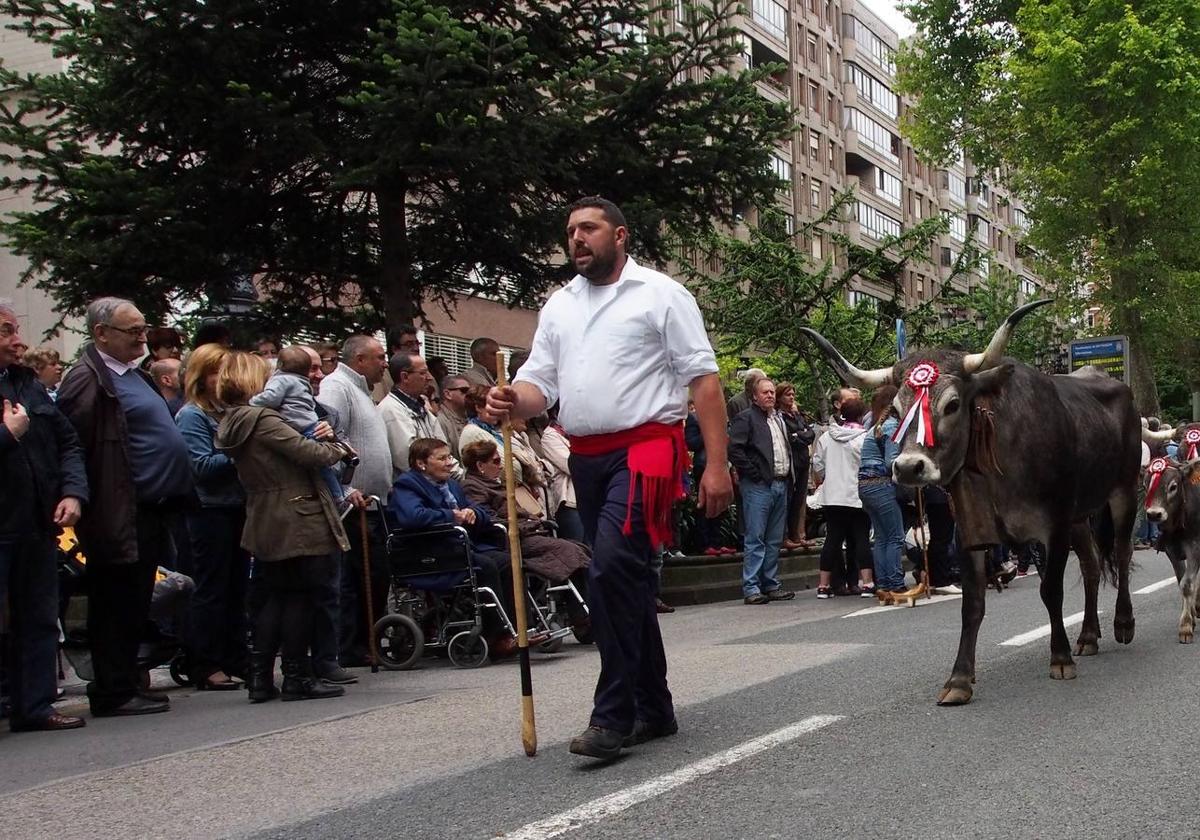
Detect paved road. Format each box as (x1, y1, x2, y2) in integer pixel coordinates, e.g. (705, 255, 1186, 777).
(4, 551, 1191, 839)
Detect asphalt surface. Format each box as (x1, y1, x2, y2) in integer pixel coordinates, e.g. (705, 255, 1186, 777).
(5, 550, 1192, 839)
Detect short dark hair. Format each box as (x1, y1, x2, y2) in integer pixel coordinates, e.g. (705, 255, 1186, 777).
(277, 345, 311, 376)
(386, 324, 418, 352)
(841, 396, 867, 423)
(388, 351, 420, 383)
(567, 196, 627, 229)
(146, 327, 183, 353)
(408, 437, 449, 470)
(470, 336, 498, 362)
(192, 321, 231, 350)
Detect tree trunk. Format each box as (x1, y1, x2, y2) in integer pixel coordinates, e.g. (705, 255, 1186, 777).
(1110, 267, 1160, 417)
(376, 183, 416, 328)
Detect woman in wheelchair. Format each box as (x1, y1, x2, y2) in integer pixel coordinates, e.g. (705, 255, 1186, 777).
(460, 439, 590, 632)
(388, 437, 546, 657)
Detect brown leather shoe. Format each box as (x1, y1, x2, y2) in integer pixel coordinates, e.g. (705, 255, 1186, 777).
(11, 712, 87, 732)
(655, 597, 676, 614)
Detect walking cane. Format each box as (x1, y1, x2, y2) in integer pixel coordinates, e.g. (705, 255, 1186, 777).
(498, 352, 537, 757)
(915, 487, 932, 601)
(360, 501, 380, 673)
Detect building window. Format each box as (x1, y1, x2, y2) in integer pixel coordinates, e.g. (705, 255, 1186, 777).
(845, 16, 896, 75)
(812, 235, 823, 259)
(1086, 310, 1097, 329)
(811, 179, 822, 209)
(825, 45, 833, 76)
(844, 108, 899, 163)
(752, 0, 788, 43)
(940, 169, 966, 204)
(939, 247, 954, 267)
(807, 34, 818, 64)
(845, 62, 900, 119)
(771, 152, 792, 189)
(876, 169, 901, 206)
(848, 289, 881, 309)
(854, 201, 902, 239)
(911, 191, 922, 219)
(809, 131, 821, 161)
(828, 138, 836, 167)
(1014, 207, 1029, 231)
(944, 211, 967, 243)
(809, 81, 820, 115)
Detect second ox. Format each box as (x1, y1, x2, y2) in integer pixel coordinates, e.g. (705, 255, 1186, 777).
(802, 300, 1141, 705)
(1144, 422, 1200, 643)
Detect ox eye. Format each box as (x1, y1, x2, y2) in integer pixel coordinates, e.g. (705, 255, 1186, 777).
(944, 398, 960, 416)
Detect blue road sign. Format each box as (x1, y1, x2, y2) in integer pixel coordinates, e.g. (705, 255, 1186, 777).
(1068, 335, 1128, 383)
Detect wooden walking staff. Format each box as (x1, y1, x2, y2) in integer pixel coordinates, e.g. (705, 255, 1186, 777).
(360, 505, 380, 673)
(497, 352, 537, 756)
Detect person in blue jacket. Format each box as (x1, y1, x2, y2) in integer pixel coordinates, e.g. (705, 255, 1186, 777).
(388, 437, 541, 657)
(858, 385, 908, 594)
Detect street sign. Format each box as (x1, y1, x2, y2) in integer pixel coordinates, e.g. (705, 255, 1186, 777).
(1069, 335, 1129, 383)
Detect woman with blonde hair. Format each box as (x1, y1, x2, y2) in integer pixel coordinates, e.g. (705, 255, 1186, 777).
(22, 346, 64, 398)
(175, 343, 246, 690)
(215, 352, 351, 703)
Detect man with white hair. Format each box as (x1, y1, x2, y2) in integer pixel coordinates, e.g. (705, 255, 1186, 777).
(58, 297, 193, 717)
(726, 367, 767, 418)
(0, 301, 89, 731)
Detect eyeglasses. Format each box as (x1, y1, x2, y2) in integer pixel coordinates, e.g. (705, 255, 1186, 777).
(103, 323, 149, 337)
(0, 323, 18, 338)
(446, 386, 469, 394)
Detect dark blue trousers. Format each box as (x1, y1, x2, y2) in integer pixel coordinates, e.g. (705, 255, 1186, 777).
(185, 507, 249, 678)
(570, 449, 674, 734)
(0, 534, 60, 725)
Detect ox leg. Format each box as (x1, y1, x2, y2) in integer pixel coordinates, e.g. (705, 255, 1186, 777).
(937, 548, 987, 706)
(1178, 548, 1197, 645)
(1040, 529, 1075, 680)
(1110, 492, 1136, 645)
(1071, 523, 1101, 656)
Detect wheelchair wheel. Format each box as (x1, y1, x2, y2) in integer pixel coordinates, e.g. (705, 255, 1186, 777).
(373, 614, 424, 671)
(447, 630, 489, 668)
(539, 618, 564, 654)
(572, 622, 594, 646)
(169, 656, 193, 687)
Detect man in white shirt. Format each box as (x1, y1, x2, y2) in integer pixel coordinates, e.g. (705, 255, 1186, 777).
(487, 196, 733, 760)
(728, 378, 796, 605)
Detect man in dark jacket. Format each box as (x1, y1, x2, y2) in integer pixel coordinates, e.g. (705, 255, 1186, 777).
(57, 297, 193, 717)
(728, 378, 796, 605)
(0, 303, 88, 731)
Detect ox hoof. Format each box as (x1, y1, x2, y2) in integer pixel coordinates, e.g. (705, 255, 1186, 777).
(936, 683, 973, 706)
(1179, 631, 1193, 645)
(1073, 640, 1099, 657)
(1049, 662, 1077, 681)
(1114, 617, 1135, 645)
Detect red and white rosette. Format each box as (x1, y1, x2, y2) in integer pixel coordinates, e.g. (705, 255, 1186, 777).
(1145, 457, 1169, 509)
(893, 361, 939, 448)
(1185, 428, 1200, 461)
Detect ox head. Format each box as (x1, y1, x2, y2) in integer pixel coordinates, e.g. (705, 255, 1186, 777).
(800, 299, 1053, 487)
(1144, 457, 1200, 527)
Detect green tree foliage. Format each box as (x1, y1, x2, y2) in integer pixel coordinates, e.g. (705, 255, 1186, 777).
(897, 0, 1200, 415)
(0, 0, 793, 335)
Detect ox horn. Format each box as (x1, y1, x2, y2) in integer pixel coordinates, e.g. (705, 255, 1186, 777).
(799, 327, 893, 389)
(1142, 426, 1176, 445)
(962, 299, 1054, 375)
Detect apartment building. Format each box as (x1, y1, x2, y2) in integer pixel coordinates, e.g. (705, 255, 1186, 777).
(737, 0, 1041, 309)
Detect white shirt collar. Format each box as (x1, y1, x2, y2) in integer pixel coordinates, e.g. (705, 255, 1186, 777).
(334, 362, 369, 393)
(97, 348, 140, 377)
(564, 256, 646, 296)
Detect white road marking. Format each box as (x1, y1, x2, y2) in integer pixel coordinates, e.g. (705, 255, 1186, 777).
(999, 610, 1098, 647)
(1134, 577, 1177, 596)
(842, 594, 961, 618)
(500, 715, 844, 840)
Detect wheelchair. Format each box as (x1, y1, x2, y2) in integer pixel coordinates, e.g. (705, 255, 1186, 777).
(371, 518, 587, 669)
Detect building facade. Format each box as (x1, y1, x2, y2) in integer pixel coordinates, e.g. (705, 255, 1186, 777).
(737, 0, 1040, 308)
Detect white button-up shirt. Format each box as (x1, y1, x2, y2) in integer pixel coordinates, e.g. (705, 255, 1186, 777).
(767, 410, 791, 477)
(515, 257, 718, 436)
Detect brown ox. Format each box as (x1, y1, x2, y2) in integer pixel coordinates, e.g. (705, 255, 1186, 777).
(1144, 422, 1200, 643)
(802, 300, 1141, 705)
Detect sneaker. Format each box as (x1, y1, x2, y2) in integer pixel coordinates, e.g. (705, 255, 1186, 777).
(934, 583, 963, 595)
(859, 582, 877, 598)
(569, 725, 624, 760)
(765, 588, 796, 601)
(743, 593, 769, 605)
(815, 586, 833, 600)
(317, 667, 359, 685)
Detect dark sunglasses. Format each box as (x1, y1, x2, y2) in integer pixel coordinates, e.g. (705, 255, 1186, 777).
(446, 386, 470, 394)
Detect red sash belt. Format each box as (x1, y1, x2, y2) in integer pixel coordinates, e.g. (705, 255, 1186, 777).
(570, 422, 686, 547)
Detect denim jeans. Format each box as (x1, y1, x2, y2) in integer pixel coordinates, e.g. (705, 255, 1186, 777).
(0, 535, 60, 724)
(859, 481, 906, 591)
(741, 479, 789, 597)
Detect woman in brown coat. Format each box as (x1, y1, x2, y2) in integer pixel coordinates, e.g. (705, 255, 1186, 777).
(214, 352, 351, 704)
(460, 439, 590, 629)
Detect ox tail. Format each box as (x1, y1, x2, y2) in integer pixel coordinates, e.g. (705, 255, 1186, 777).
(1092, 505, 1119, 587)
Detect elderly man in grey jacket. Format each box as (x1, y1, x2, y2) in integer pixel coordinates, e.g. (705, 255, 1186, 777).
(315, 335, 392, 667)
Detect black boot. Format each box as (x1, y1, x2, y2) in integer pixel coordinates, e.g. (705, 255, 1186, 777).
(280, 658, 344, 701)
(247, 650, 279, 704)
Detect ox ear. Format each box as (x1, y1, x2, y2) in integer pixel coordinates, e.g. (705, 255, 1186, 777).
(1182, 461, 1200, 488)
(968, 362, 1015, 395)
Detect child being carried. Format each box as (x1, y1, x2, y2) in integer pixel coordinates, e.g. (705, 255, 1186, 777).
(250, 346, 357, 505)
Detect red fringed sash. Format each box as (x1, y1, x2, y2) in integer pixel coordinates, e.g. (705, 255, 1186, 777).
(569, 422, 686, 547)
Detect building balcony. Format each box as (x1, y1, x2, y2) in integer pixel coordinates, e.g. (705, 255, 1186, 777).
(755, 75, 790, 106)
(750, 0, 789, 46)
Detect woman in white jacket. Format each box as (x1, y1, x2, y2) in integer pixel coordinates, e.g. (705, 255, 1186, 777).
(810, 396, 875, 599)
